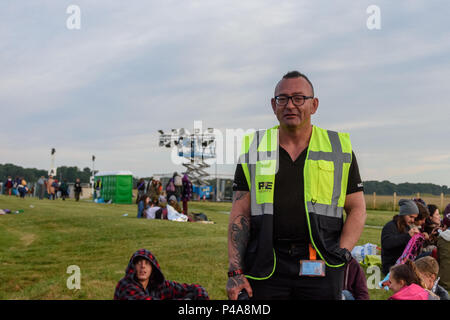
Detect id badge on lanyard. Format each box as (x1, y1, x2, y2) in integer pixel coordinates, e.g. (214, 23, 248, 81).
(299, 244, 326, 277)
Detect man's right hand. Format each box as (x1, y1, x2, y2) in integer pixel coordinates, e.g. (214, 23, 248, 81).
(226, 274, 253, 300)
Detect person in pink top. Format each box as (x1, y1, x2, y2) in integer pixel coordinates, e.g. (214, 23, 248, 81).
(388, 259, 439, 300)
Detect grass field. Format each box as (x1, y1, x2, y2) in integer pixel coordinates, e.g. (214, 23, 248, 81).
(0, 195, 393, 300)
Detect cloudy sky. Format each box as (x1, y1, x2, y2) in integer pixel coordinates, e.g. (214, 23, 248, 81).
(1, 1, 449, 185)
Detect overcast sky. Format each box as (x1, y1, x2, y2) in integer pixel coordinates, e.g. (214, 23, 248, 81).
(1, 1, 449, 185)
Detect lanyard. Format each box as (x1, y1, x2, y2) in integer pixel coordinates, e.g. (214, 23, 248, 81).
(309, 244, 317, 261)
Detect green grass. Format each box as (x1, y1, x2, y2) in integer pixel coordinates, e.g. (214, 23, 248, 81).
(0, 195, 392, 300)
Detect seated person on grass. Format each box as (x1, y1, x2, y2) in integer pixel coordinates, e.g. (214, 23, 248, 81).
(387, 259, 439, 300)
(114, 249, 209, 300)
(415, 256, 449, 300)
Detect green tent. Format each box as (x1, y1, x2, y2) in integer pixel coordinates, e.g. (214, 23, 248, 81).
(94, 171, 133, 204)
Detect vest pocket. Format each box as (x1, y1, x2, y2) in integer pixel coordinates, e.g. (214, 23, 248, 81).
(318, 215, 343, 252)
(308, 160, 334, 202)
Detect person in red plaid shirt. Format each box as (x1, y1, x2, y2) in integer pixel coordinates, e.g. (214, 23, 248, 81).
(114, 249, 209, 300)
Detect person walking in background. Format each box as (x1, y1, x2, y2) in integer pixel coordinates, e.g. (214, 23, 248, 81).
(53, 179, 60, 199)
(173, 172, 183, 202)
(13, 177, 21, 196)
(181, 174, 192, 215)
(147, 179, 161, 200)
(47, 175, 56, 200)
(137, 178, 146, 199)
(74, 178, 82, 201)
(37, 176, 45, 200)
(165, 178, 176, 202)
(94, 178, 102, 200)
(4, 176, 13, 196)
(17, 177, 28, 199)
(59, 180, 69, 201)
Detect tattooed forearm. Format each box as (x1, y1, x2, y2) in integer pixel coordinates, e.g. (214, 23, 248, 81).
(226, 273, 245, 291)
(233, 191, 248, 202)
(228, 215, 250, 270)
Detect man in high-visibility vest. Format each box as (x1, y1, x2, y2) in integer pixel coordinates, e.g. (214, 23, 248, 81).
(226, 71, 367, 300)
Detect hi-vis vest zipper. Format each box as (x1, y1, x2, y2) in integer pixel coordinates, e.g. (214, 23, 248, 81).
(238, 125, 352, 280)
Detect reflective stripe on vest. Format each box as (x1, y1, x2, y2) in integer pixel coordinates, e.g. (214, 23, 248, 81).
(239, 125, 352, 270)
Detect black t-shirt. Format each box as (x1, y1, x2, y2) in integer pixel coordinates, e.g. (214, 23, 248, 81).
(233, 146, 364, 243)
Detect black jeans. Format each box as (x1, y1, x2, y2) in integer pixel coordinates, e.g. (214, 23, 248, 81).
(248, 243, 345, 300)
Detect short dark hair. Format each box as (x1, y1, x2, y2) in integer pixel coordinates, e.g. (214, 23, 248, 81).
(277, 70, 315, 96)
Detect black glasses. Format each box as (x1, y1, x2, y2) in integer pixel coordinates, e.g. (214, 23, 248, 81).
(274, 95, 314, 107)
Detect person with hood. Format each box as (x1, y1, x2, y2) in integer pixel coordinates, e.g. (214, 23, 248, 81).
(381, 199, 421, 275)
(114, 249, 209, 300)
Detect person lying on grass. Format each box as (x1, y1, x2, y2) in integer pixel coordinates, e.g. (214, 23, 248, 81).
(114, 249, 209, 300)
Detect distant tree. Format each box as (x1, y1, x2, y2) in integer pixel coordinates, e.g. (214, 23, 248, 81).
(0, 163, 93, 184)
(363, 180, 450, 196)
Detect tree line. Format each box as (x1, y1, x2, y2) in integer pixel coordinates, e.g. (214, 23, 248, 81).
(0, 163, 93, 184)
(2, 163, 449, 195)
(363, 180, 450, 196)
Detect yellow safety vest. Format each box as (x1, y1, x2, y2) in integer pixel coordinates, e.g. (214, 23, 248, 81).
(239, 125, 352, 280)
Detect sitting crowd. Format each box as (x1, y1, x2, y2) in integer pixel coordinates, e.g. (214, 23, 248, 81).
(136, 173, 210, 223)
(342, 199, 449, 300)
(380, 199, 450, 300)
